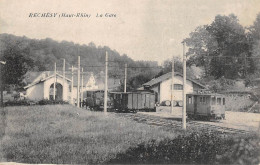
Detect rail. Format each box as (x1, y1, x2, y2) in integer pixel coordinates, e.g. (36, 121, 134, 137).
(115, 113, 252, 135)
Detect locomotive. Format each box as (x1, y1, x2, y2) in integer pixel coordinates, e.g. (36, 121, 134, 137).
(186, 91, 226, 120)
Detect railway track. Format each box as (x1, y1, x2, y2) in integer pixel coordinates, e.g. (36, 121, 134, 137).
(115, 112, 251, 135)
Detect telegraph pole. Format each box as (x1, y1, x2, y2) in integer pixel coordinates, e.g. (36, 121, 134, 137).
(63, 59, 65, 101)
(70, 66, 74, 105)
(171, 56, 174, 114)
(77, 56, 80, 108)
(53, 62, 56, 100)
(0, 61, 6, 107)
(124, 63, 127, 93)
(104, 51, 108, 113)
(182, 41, 187, 130)
(0, 64, 2, 107)
(81, 67, 84, 107)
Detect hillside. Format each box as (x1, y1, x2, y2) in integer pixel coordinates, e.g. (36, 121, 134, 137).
(0, 33, 159, 78)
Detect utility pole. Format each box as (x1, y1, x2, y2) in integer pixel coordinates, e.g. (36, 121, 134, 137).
(77, 56, 80, 108)
(244, 54, 247, 77)
(70, 66, 74, 105)
(182, 41, 187, 130)
(124, 63, 127, 93)
(0, 61, 6, 107)
(81, 67, 84, 107)
(53, 62, 56, 100)
(63, 59, 65, 101)
(171, 56, 174, 114)
(104, 51, 108, 113)
(0, 64, 2, 107)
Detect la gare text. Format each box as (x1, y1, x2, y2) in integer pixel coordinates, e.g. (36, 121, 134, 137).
(28, 13, 116, 18)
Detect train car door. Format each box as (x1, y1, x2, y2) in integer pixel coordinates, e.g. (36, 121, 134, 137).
(194, 95, 198, 115)
(150, 94, 155, 109)
(145, 94, 150, 108)
(142, 94, 146, 109)
(122, 93, 128, 110)
(128, 93, 133, 109)
(133, 93, 138, 109)
(137, 93, 142, 109)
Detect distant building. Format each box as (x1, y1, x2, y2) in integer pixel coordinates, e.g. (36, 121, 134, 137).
(141, 72, 206, 105)
(24, 71, 121, 103)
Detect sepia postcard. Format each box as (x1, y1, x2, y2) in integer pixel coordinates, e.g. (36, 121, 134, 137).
(0, 0, 260, 164)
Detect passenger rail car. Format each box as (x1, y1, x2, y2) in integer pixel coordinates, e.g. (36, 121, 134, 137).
(186, 93, 225, 120)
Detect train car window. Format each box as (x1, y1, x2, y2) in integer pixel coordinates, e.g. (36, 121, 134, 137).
(217, 98, 221, 105)
(211, 97, 216, 105)
(223, 98, 225, 105)
(188, 96, 192, 104)
(200, 96, 206, 104)
(206, 97, 210, 104)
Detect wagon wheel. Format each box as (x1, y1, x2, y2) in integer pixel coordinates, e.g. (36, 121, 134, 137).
(193, 115, 198, 120)
(206, 116, 211, 121)
(221, 114, 225, 120)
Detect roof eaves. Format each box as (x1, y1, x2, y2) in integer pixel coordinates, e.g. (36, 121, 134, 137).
(24, 80, 42, 89)
(24, 73, 72, 89)
(143, 72, 206, 88)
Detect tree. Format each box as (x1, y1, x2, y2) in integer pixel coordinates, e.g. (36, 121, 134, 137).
(248, 13, 260, 73)
(155, 57, 183, 78)
(0, 33, 163, 92)
(248, 13, 260, 41)
(184, 25, 217, 77)
(185, 14, 253, 79)
(0, 45, 34, 88)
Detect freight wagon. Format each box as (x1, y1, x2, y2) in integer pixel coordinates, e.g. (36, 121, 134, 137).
(186, 92, 226, 120)
(111, 91, 156, 113)
(82, 90, 156, 112)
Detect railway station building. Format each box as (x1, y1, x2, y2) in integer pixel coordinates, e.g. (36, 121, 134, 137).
(141, 72, 206, 105)
(23, 71, 121, 103)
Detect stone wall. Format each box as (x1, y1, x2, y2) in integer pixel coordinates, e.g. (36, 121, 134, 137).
(224, 93, 256, 111)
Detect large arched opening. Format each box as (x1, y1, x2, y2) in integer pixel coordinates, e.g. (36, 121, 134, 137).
(49, 83, 63, 100)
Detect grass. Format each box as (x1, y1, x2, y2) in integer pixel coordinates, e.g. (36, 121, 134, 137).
(0, 105, 178, 164)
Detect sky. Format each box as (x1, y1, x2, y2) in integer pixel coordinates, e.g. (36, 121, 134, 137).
(0, 0, 260, 64)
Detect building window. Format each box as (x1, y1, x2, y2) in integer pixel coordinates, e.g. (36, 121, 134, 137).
(172, 84, 183, 90)
(188, 96, 192, 104)
(69, 85, 72, 92)
(223, 98, 225, 105)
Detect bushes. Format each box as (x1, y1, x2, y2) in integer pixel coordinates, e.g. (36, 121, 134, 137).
(37, 99, 68, 105)
(4, 100, 36, 106)
(108, 131, 260, 164)
(4, 99, 69, 106)
(208, 77, 236, 92)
